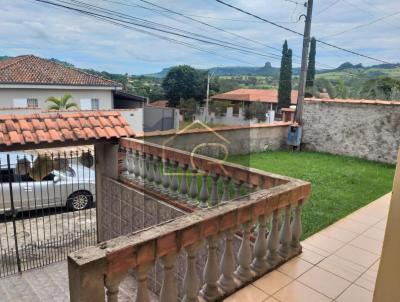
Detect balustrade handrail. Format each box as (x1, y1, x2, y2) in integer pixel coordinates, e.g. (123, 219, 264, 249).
(68, 165, 310, 301)
(119, 137, 293, 189)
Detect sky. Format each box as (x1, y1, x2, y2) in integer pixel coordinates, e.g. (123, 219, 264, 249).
(1, 0, 399, 74)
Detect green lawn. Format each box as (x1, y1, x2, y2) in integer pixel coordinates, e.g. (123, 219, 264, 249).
(228, 151, 395, 239)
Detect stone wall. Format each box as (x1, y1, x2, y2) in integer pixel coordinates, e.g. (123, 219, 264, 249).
(137, 122, 291, 157)
(302, 99, 400, 163)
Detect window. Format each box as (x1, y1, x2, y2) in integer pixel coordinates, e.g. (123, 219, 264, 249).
(91, 98, 99, 110)
(27, 98, 38, 108)
(12, 98, 38, 108)
(80, 98, 100, 110)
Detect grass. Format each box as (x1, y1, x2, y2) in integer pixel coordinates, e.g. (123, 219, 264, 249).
(228, 151, 395, 239)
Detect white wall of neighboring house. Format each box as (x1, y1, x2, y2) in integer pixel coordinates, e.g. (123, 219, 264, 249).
(0, 87, 114, 110)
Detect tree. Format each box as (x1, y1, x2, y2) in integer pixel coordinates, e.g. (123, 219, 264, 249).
(46, 94, 78, 110)
(278, 41, 293, 110)
(306, 37, 316, 89)
(162, 65, 207, 107)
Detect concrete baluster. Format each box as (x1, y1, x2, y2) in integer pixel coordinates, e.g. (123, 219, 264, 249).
(210, 174, 220, 207)
(133, 151, 140, 180)
(146, 154, 155, 187)
(154, 156, 162, 190)
(162, 159, 171, 194)
(200, 235, 220, 301)
(291, 200, 303, 254)
(199, 173, 209, 209)
(266, 210, 281, 266)
(234, 222, 253, 282)
(188, 169, 198, 207)
(183, 243, 201, 302)
(160, 253, 177, 302)
(105, 274, 126, 302)
(251, 215, 269, 274)
(234, 181, 242, 199)
(126, 149, 134, 177)
(218, 228, 237, 294)
(221, 177, 231, 202)
(179, 164, 189, 202)
(278, 205, 292, 260)
(170, 161, 179, 198)
(135, 264, 151, 302)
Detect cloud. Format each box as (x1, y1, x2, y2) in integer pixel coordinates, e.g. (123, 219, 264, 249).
(0, 0, 398, 74)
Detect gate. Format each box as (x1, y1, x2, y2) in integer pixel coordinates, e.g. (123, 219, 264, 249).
(0, 148, 97, 277)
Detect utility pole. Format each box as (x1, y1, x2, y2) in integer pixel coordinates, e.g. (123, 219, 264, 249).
(205, 70, 214, 119)
(295, 0, 313, 124)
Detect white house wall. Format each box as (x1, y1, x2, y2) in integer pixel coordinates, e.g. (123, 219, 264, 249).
(0, 88, 113, 110)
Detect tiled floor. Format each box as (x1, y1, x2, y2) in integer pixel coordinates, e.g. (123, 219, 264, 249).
(225, 192, 391, 302)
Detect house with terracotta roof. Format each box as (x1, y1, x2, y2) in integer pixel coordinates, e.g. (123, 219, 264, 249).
(0, 55, 146, 111)
(196, 88, 298, 125)
(211, 88, 298, 112)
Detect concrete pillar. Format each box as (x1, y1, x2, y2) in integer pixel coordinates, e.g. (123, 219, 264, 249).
(68, 257, 106, 302)
(95, 142, 119, 243)
(374, 151, 400, 302)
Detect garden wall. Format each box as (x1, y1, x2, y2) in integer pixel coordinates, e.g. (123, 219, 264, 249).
(302, 99, 400, 164)
(136, 122, 291, 157)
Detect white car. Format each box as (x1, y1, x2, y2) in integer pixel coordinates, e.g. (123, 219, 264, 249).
(0, 152, 96, 213)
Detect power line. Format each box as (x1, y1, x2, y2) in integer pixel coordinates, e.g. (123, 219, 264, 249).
(322, 10, 400, 39)
(33, 0, 288, 67)
(109, 0, 291, 58)
(314, 0, 342, 15)
(214, 0, 392, 64)
(44, 0, 286, 61)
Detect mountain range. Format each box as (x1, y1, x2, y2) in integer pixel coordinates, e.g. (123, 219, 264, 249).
(145, 61, 400, 79)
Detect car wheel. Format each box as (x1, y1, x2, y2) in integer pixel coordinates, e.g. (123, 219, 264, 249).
(67, 191, 93, 211)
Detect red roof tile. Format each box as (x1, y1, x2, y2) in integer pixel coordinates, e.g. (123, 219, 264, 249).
(0, 55, 122, 87)
(0, 111, 134, 148)
(211, 89, 298, 104)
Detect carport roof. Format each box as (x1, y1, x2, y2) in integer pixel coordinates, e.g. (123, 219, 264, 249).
(0, 111, 134, 151)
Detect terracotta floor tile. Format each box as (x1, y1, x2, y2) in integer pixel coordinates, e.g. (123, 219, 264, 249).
(349, 235, 383, 255)
(274, 280, 332, 302)
(301, 242, 330, 258)
(334, 245, 379, 268)
(253, 270, 293, 295)
(297, 247, 325, 265)
(297, 266, 350, 299)
(319, 226, 358, 243)
(317, 254, 366, 282)
(346, 212, 381, 226)
(264, 297, 279, 302)
(277, 257, 313, 279)
(362, 227, 386, 242)
(334, 219, 370, 234)
(370, 260, 380, 272)
(302, 233, 345, 254)
(355, 268, 378, 292)
(336, 284, 373, 302)
(374, 219, 388, 231)
(224, 285, 269, 302)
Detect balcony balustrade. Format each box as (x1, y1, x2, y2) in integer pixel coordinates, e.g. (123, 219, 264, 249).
(68, 138, 310, 302)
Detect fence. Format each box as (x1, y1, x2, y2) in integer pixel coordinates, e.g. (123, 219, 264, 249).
(0, 149, 97, 277)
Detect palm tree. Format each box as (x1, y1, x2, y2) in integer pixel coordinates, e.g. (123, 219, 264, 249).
(46, 94, 78, 110)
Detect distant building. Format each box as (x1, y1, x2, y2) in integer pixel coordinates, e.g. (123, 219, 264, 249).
(211, 88, 298, 112)
(0, 55, 145, 110)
